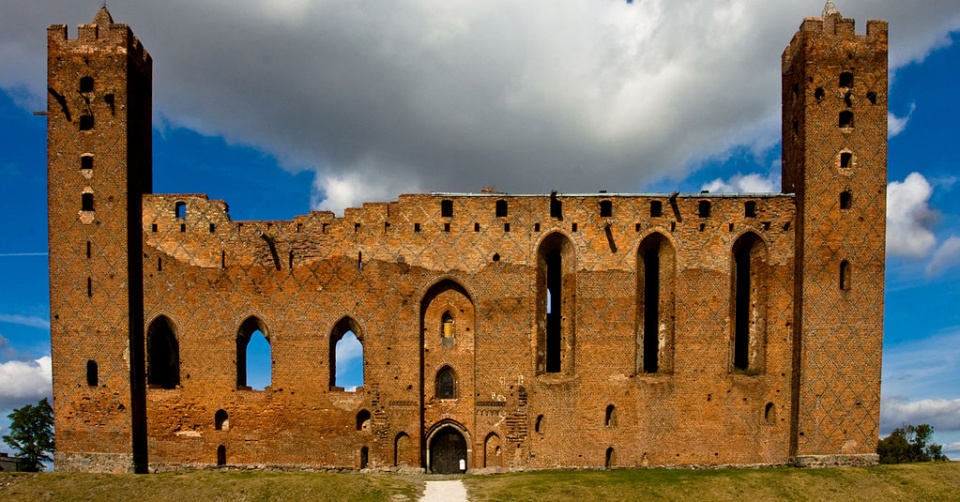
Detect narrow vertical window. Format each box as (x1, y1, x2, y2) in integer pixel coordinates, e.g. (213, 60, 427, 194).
(650, 200, 662, 217)
(605, 405, 617, 427)
(599, 200, 612, 217)
(731, 233, 766, 373)
(840, 152, 853, 168)
(840, 260, 851, 291)
(436, 366, 456, 399)
(81, 155, 93, 170)
(605, 447, 615, 468)
(441, 312, 455, 340)
(79, 76, 94, 93)
(79, 115, 94, 130)
(86, 360, 99, 386)
(236, 317, 271, 390)
(331, 317, 363, 391)
(538, 233, 575, 374)
(360, 447, 369, 469)
(175, 201, 186, 219)
(86, 241, 91, 259)
(87, 277, 92, 297)
(217, 445, 226, 466)
(550, 193, 562, 219)
(441, 199, 453, 217)
(82, 193, 94, 211)
(839, 72, 854, 89)
(840, 191, 852, 210)
(496, 199, 508, 217)
(744, 201, 757, 218)
(637, 233, 674, 374)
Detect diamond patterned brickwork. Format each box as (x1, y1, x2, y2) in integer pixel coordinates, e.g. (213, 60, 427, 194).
(782, 13, 887, 457)
(48, 8, 887, 472)
(47, 12, 153, 473)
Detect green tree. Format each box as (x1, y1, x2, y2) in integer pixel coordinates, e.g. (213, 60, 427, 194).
(877, 423, 947, 464)
(2, 398, 54, 472)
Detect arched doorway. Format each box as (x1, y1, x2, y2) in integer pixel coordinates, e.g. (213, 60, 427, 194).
(429, 426, 468, 474)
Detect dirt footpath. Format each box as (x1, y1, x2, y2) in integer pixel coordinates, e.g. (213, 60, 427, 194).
(419, 480, 468, 502)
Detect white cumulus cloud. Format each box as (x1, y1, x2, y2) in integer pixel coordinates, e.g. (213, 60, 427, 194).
(701, 172, 779, 194)
(881, 396, 960, 434)
(0, 355, 52, 411)
(1, 1, 959, 212)
(886, 172, 937, 258)
(888, 104, 916, 138)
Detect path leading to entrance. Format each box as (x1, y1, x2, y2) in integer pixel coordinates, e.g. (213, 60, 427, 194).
(419, 480, 468, 502)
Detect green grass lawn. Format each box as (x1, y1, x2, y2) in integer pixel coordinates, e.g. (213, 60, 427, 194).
(1, 462, 956, 501)
(462, 462, 960, 501)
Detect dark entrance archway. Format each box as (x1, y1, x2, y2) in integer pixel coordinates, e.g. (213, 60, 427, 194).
(429, 427, 467, 474)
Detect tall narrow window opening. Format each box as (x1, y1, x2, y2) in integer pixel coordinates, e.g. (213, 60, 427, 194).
(81, 155, 93, 170)
(82, 193, 94, 211)
(731, 233, 766, 373)
(331, 317, 364, 391)
(840, 152, 853, 168)
(605, 405, 617, 427)
(550, 193, 562, 219)
(839, 72, 854, 89)
(538, 233, 575, 374)
(650, 200, 663, 217)
(840, 260, 851, 291)
(637, 233, 674, 374)
(698, 200, 711, 218)
(436, 366, 456, 399)
(360, 447, 369, 469)
(441, 199, 453, 217)
(79, 115, 94, 130)
(147, 317, 180, 389)
(79, 76, 94, 93)
(840, 191, 852, 209)
(86, 360, 98, 386)
(217, 445, 226, 466)
(175, 201, 186, 219)
(236, 317, 271, 390)
(744, 201, 757, 218)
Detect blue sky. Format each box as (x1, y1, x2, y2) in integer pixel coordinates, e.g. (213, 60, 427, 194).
(1, 1, 959, 461)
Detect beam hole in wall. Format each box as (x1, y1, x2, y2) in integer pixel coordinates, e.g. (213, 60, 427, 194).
(151, 223, 157, 232)
(764, 402, 775, 424)
(814, 87, 825, 102)
(474, 223, 480, 232)
(535, 414, 544, 433)
(86, 241, 91, 259)
(210, 223, 216, 233)
(504, 223, 510, 232)
(840, 260, 852, 291)
(215, 409, 229, 431)
(840, 191, 852, 210)
(492, 253, 500, 262)
(180, 223, 186, 233)
(867, 91, 877, 105)
(87, 277, 92, 297)
(86, 360, 98, 386)
(414, 223, 421, 232)
(444, 223, 450, 232)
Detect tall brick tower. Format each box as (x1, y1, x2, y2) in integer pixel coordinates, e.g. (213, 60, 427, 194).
(47, 7, 152, 473)
(781, 2, 887, 465)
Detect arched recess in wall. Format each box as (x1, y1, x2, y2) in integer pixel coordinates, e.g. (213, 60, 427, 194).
(537, 232, 576, 375)
(420, 278, 475, 402)
(236, 316, 271, 390)
(636, 232, 675, 374)
(484, 432, 503, 468)
(330, 316, 364, 391)
(146, 315, 180, 389)
(394, 432, 410, 467)
(730, 232, 768, 373)
(436, 366, 457, 399)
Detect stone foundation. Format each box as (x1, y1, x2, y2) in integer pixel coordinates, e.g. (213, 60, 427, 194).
(55, 452, 136, 473)
(791, 454, 879, 468)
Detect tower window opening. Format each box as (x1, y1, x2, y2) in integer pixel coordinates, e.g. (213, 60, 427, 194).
(86, 360, 98, 386)
(839, 111, 854, 129)
(839, 72, 854, 89)
(82, 193, 94, 211)
(441, 312, 455, 340)
(79, 76, 94, 93)
(605, 404, 617, 427)
(496, 199, 508, 217)
(175, 202, 186, 219)
(236, 317, 271, 390)
(867, 91, 877, 105)
(840, 260, 852, 291)
(441, 199, 453, 217)
(86, 241, 91, 259)
(87, 277, 92, 297)
(814, 87, 825, 102)
(357, 409, 372, 431)
(650, 200, 662, 217)
(840, 152, 853, 168)
(550, 193, 562, 219)
(147, 316, 180, 389)
(599, 200, 613, 217)
(331, 318, 364, 391)
(81, 155, 93, 170)
(360, 446, 369, 469)
(744, 201, 757, 218)
(79, 115, 94, 131)
(840, 191, 852, 210)
(217, 445, 226, 466)
(732, 233, 766, 373)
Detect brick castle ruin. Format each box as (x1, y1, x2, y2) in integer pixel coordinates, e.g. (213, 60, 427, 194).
(47, 3, 886, 473)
